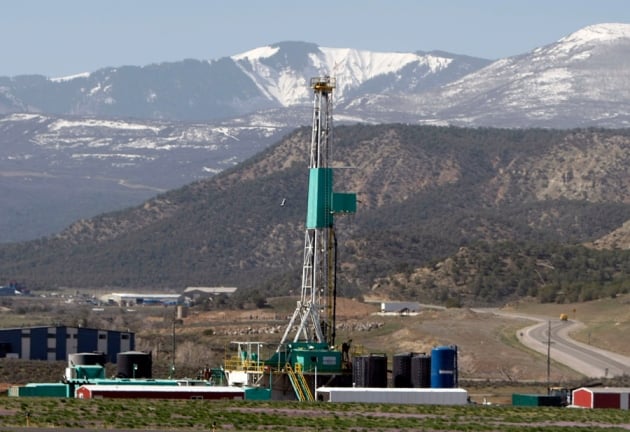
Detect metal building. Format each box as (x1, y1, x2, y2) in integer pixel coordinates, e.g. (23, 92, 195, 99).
(0, 326, 134, 363)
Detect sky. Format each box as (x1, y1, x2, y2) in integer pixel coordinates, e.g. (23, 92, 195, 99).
(2, 0, 630, 78)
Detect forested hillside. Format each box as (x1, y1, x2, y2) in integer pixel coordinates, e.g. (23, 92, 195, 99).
(1, 124, 630, 306)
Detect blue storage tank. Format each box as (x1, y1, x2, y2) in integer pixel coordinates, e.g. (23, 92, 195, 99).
(430, 345, 458, 388)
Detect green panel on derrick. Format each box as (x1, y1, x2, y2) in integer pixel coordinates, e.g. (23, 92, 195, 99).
(306, 168, 333, 228)
(332, 192, 357, 214)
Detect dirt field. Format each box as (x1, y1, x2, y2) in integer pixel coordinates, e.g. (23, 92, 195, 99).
(5, 294, 626, 406)
(175, 297, 583, 405)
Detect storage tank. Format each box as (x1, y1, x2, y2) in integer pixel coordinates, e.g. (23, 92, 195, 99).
(353, 354, 387, 388)
(393, 352, 414, 388)
(411, 354, 431, 388)
(117, 351, 152, 378)
(68, 352, 107, 367)
(430, 346, 458, 388)
(352, 356, 366, 387)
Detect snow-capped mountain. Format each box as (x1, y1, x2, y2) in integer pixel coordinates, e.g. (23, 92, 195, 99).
(2, 23, 630, 242)
(3, 25, 629, 128)
(230, 41, 479, 107)
(0, 42, 490, 121)
(384, 23, 630, 127)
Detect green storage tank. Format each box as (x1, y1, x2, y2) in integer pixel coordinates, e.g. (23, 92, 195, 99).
(512, 393, 563, 407)
(245, 387, 272, 400)
(16, 383, 71, 397)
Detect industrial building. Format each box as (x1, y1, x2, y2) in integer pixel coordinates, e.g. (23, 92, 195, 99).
(183, 286, 238, 297)
(0, 326, 134, 363)
(100, 292, 183, 306)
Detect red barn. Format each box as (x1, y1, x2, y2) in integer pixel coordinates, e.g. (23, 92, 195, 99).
(572, 387, 630, 409)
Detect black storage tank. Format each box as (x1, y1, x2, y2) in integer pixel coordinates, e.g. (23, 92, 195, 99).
(411, 354, 431, 388)
(117, 351, 152, 378)
(68, 352, 107, 367)
(393, 352, 415, 388)
(353, 354, 387, 388)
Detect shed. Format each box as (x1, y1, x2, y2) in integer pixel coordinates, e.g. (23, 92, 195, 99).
(572, 387, 630, 409)
(380, 302, 421, 314)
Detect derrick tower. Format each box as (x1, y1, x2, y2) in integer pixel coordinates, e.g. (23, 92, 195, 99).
(279, 76, 356, 348)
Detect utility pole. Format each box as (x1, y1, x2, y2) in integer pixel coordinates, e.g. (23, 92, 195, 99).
(546, 320, 551, 394)
(170, 318, 183, 378)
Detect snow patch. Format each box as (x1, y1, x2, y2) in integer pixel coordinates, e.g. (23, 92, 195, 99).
(232, 45, 453, 107)
(89, 83, 102, 96)
(202, 166, 224, 174)
(48, 119, 162, 133)
(316, 47, 452, 94)
(536, 23, 630, 61)
(0, 113, 46, 122)
(49, 72, 90, 82)
(232, 45, 280, 61)
(561, 23, 630, 45)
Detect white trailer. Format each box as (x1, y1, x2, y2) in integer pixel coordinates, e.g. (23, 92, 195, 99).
(315, 387, 468, 405)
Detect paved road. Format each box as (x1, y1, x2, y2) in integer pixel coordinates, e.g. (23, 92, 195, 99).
(475, 309, 630, 378)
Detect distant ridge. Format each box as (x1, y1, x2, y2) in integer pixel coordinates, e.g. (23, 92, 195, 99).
(2, 124, 630, 309)
(2, 23, 630, 242)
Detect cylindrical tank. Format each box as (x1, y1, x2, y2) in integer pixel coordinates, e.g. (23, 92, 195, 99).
(393, 352, 414, 388)
(430, 345, 458, 388)
(68, 352, 107, 367)
(353, 354, 387, 388)
(352, 356, 366, 387)
(411, 353, 431, 388)
(117, 351, 152, 379)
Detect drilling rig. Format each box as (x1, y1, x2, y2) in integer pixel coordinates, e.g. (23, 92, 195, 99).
(222, 77, 356, 400)
(278, 76, 356, 349)
(251, 76, 357, 400)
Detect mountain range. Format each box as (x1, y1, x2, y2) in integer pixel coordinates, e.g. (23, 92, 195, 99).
(2, 24, 629, 127)
(1, 124, 629, 307)
(0, 42, 489, 121)
(1, 23, 630, 244)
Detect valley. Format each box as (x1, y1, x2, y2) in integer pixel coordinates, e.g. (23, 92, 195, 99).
(1, 292, 629, 405)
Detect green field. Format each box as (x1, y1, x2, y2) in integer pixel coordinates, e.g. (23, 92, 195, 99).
(0, 397, 629, 431)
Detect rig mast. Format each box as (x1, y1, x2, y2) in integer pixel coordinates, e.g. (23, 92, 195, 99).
(279, 76, 356, 349)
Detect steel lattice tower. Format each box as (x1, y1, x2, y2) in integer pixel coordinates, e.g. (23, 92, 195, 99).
(279, 76, 356, 349)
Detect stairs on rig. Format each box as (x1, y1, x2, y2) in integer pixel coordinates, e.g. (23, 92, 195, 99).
(286, 363, 314, 401)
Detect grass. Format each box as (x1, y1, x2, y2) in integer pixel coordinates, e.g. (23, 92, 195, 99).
(1, 397, 629, 431)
